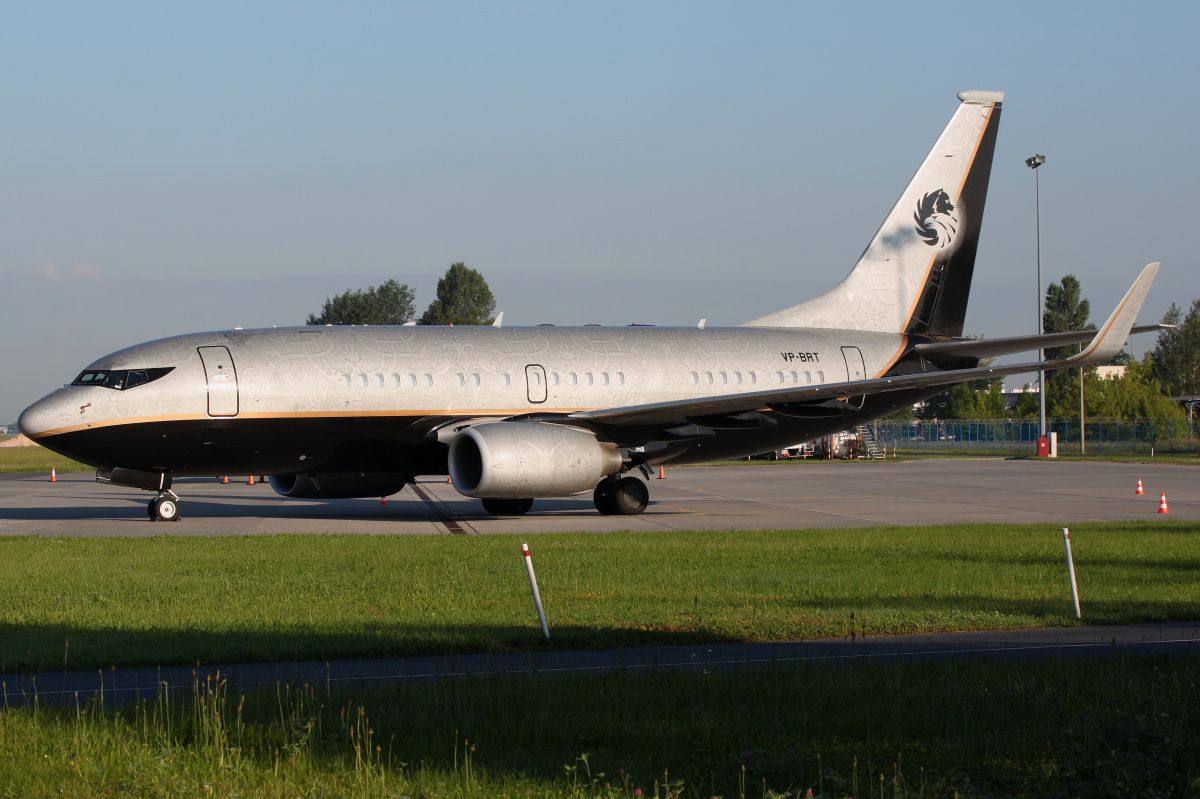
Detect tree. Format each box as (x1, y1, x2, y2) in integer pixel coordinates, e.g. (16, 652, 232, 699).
(1079, 356, 1184, 422)
(1151, 300, 1200, 397)
(418, 262, 497, 325)
(1041, 275, 1101, 415)
(307, 280, 416, 326)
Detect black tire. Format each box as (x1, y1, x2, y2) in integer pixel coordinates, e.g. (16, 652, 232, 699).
(153, 496, 180, 522)
(481, 497, 534, 516)
(147, 499, 158, 520)
(593, 482, 617, 515)
(610, 476, 649, 515)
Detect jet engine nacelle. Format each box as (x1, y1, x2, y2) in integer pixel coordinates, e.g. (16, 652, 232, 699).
(448, 422, 623, 498)
(268, 472, 409, 499)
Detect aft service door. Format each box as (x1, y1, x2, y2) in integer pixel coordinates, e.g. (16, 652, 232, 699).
(841, 346, 866, 410)
(198, 346, 239, 417)
(526, 364, 547, 404)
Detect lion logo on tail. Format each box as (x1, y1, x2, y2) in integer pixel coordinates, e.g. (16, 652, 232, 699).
(914, 189, 958, 248)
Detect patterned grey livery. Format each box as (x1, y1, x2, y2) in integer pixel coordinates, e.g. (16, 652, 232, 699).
(18, 90, 1162, 519)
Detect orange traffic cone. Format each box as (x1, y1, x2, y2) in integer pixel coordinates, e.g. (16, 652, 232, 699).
(379, 496, 388, 506)
(1158, 492, 1170, 514)
(50, 467, 56, 483)
(658, 465, 666, 479)
(447, 476, 453, 484)
(222, 475, 229, 484)
(1135, 478, 1144, 495)
(247, 475, 255, 485)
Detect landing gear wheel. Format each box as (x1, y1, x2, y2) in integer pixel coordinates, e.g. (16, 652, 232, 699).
(593, 482, 617, 515)
(610, 476, 649, 515)
(481, 497, 534, 516)
(147, 499, 157, 520)
(152, 496, 180, 522)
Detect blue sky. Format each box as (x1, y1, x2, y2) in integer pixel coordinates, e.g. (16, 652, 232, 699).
(2, 2, 1197, 422)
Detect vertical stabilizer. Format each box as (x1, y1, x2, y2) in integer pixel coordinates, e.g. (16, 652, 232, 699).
(743, 90, 1003, 336)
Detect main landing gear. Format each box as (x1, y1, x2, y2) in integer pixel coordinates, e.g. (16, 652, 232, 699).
(146, 491, 181, 522)
(594, 475, 649, 516)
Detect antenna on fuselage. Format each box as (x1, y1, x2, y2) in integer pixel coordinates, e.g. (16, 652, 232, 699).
(492, 311, 504, 328)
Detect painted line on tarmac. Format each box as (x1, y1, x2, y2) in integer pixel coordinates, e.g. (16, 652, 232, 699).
(408, 482, 473, 535)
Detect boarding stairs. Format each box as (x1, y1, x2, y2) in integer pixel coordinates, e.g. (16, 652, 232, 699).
(857, 424, 886, 460)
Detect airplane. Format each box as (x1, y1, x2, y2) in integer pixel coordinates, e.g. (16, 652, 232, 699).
(19, 90, 1164, 522)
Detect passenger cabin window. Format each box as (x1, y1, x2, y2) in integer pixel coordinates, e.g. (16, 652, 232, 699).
(750, 371, 757, 385)
(705, 371, 713, 384)
(552, 372, 560, 386)
(791, 371, 798, 384)
(602, 372, 610, 386)
(735, 371, 743, 384)
(618, 372, 625, 385)
(343, 375, 351, 387)
(503, 373, 511, 386)
(359, 374, 368, 388)
(570, 372, 578, 386)
(392, 374, 402, 387)
(805, 371, 812, 384)
(409, 373, 417, 387)
(777, 371, 785, 384)
(818, 370, 825, 382)
(473, 373, 481, 387)
(691, 372, 699, 385)
(586, 372, 594, 385)
(425, 373, 434, 386)
(456, 373, 465, 387)
(720, 371, 728, 384)
(72, 367, 174, 391)
(377, 374, 384, 387)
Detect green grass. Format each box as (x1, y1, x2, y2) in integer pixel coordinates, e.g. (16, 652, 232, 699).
(2, 521, 1197, 673)
(0, 446, 90, 474)
(2, 655, 1197, 797)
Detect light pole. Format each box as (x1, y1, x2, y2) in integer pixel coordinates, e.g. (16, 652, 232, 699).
(1026, 154, 1047, 448)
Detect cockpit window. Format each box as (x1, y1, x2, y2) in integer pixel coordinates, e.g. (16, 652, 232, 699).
(72, 367, 174, 390)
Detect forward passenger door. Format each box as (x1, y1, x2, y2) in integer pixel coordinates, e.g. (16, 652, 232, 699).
(198, 346, 239, 417)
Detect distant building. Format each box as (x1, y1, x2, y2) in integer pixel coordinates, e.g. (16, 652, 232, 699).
(1095, 365, 1126, 380)
(1000, 385, 1038, 410)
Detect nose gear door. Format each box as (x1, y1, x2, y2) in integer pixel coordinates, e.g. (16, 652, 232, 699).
(198, 346, 239, 417)
(526, 364, 547, 404)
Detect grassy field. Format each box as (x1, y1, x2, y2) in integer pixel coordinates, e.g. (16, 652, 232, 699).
(0, 445, 90, 473)
(0, 521, 1196, 673)
(1, 655, 1196, 797)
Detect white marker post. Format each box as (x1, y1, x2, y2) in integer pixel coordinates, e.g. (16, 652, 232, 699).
(1062, 528, 1082, 619)
(522, 543, 550, 639)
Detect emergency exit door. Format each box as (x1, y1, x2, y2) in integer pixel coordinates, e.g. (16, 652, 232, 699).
(198, 346, 239, 417)
(841, 346, 867, 410)
(526, 364, 547, 404)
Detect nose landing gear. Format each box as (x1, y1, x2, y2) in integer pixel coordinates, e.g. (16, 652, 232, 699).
(147, 491, 181, 522)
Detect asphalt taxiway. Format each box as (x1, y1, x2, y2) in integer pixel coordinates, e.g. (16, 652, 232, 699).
(6, 622, 1198, 706)
(0, 458, 1195, 536)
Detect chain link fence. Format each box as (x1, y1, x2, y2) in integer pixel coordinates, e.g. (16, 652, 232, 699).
(874, 418, 1197, 454)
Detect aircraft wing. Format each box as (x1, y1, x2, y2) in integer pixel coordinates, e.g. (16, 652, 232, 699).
(572, 263, 1160, 428)
(914, 323, 1172, 361)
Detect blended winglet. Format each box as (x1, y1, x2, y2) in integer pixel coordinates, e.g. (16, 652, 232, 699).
(1068, 263, 1160, 365)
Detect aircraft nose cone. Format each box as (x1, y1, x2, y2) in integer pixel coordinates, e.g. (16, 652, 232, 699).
(18, 392, 72, 438)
